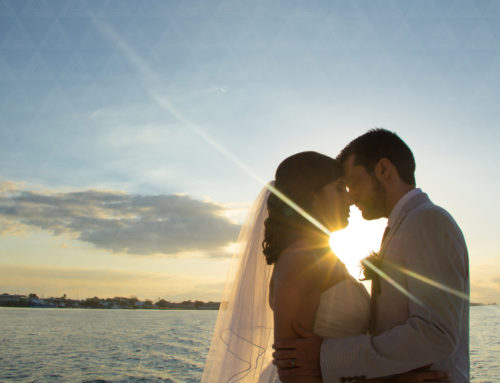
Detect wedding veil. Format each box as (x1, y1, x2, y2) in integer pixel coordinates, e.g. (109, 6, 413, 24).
(202, 184, 275, 383)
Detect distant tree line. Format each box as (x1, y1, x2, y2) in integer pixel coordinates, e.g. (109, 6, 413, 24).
(0, 293, 220, 310)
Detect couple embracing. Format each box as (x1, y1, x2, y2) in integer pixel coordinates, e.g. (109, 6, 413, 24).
(202, 129, 469, 383)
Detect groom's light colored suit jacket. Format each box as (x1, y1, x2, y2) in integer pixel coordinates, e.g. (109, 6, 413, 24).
(321, 190, 469, 383)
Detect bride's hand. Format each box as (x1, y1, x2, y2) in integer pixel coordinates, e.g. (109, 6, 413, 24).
(273, 321, 322, 378)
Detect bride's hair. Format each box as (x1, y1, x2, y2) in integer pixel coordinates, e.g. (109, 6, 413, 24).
(262, 151, 342, 265)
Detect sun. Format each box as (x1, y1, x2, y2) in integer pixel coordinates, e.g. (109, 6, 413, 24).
(329, 206, 387, 279)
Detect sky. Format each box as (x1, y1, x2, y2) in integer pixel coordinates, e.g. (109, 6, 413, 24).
(0, 0, 499, 303)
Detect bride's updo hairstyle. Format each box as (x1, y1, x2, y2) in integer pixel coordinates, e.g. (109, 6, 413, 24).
(262, 151, 342, 265)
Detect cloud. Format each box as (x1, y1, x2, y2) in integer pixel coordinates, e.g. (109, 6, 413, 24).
(0, 184, 240, 256)
(0, 181, 21, 193)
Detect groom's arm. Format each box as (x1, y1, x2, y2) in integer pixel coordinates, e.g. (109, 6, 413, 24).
(321, 207, 468, 382)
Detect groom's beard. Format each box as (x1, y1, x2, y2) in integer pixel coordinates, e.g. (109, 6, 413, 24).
(360, 175, 386, 220)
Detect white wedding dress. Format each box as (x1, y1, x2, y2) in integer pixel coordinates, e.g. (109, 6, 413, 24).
(202, 185, 370, 383)
(259, 276, 370, 383)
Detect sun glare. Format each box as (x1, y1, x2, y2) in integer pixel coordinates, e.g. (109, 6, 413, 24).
(330, 206, 387, 278)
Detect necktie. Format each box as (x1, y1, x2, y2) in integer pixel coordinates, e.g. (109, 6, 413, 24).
(369, 226, 390, 334)
(373, 226, 390, 293)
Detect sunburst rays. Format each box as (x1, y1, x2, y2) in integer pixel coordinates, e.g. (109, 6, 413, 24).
(95, 19, 467, 307)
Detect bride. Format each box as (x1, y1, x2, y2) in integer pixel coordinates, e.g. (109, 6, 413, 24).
(202, 152, 447, 383)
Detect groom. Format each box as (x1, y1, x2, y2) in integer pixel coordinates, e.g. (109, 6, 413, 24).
(273, 129, 469, 382)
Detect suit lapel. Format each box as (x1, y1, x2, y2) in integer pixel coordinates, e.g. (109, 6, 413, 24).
(369, 192, 432, 334)
(379, 192, 431, 258)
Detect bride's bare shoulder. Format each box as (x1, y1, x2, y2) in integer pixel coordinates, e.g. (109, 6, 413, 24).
(272, 242, 323, 291)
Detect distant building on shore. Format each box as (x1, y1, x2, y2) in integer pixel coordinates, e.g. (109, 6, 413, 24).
(0, 293, 220, 310)
(0, 293, 27, 305)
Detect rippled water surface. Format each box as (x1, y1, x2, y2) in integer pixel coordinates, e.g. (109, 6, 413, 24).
(0, 308, 215, 383)
(470, 306, 500, 383)
(0, 306, 498, 382)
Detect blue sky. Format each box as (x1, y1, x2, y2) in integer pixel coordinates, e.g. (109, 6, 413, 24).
(1, 0, 499, 302)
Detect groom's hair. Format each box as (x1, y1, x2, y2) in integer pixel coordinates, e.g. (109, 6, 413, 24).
(338, 128, 416, 186)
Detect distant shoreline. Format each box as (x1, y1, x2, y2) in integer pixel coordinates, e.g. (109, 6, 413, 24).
(1, 304, 497, 311)
(1, 293, 496, 310)
(0, 293, 220, 310)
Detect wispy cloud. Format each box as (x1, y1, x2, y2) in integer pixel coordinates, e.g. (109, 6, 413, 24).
(0, 183, 240, 257)
(0, 181, 22, 193)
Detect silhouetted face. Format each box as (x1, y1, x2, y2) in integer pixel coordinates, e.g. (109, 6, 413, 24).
(312, 178, 351, 231)
(343, 154, 386, 220)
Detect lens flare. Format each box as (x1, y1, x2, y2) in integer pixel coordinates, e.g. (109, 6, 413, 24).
(94, 19, 331, 238)
(94, 19, 465, 308)
(384, 260, 469, 301)
(330, 207, 386, 277)
(362, 259, 424, 307)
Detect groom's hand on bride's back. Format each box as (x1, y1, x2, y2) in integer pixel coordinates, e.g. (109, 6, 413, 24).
(273, 321, 322, 379)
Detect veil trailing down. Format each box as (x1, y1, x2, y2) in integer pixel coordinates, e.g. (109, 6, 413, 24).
(202, 184, 276, 383)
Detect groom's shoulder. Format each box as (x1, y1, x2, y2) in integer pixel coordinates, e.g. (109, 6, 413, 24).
(404, 196, 464, 237)
(408, 198, 447, 219)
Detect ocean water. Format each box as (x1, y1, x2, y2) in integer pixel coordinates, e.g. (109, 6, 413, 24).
(0, 306, 498, 383)
(469, 306, 500, 383)
(0, 308, 215, 383)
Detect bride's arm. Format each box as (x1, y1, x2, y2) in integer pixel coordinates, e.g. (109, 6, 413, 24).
(272, 249, 324, 383)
